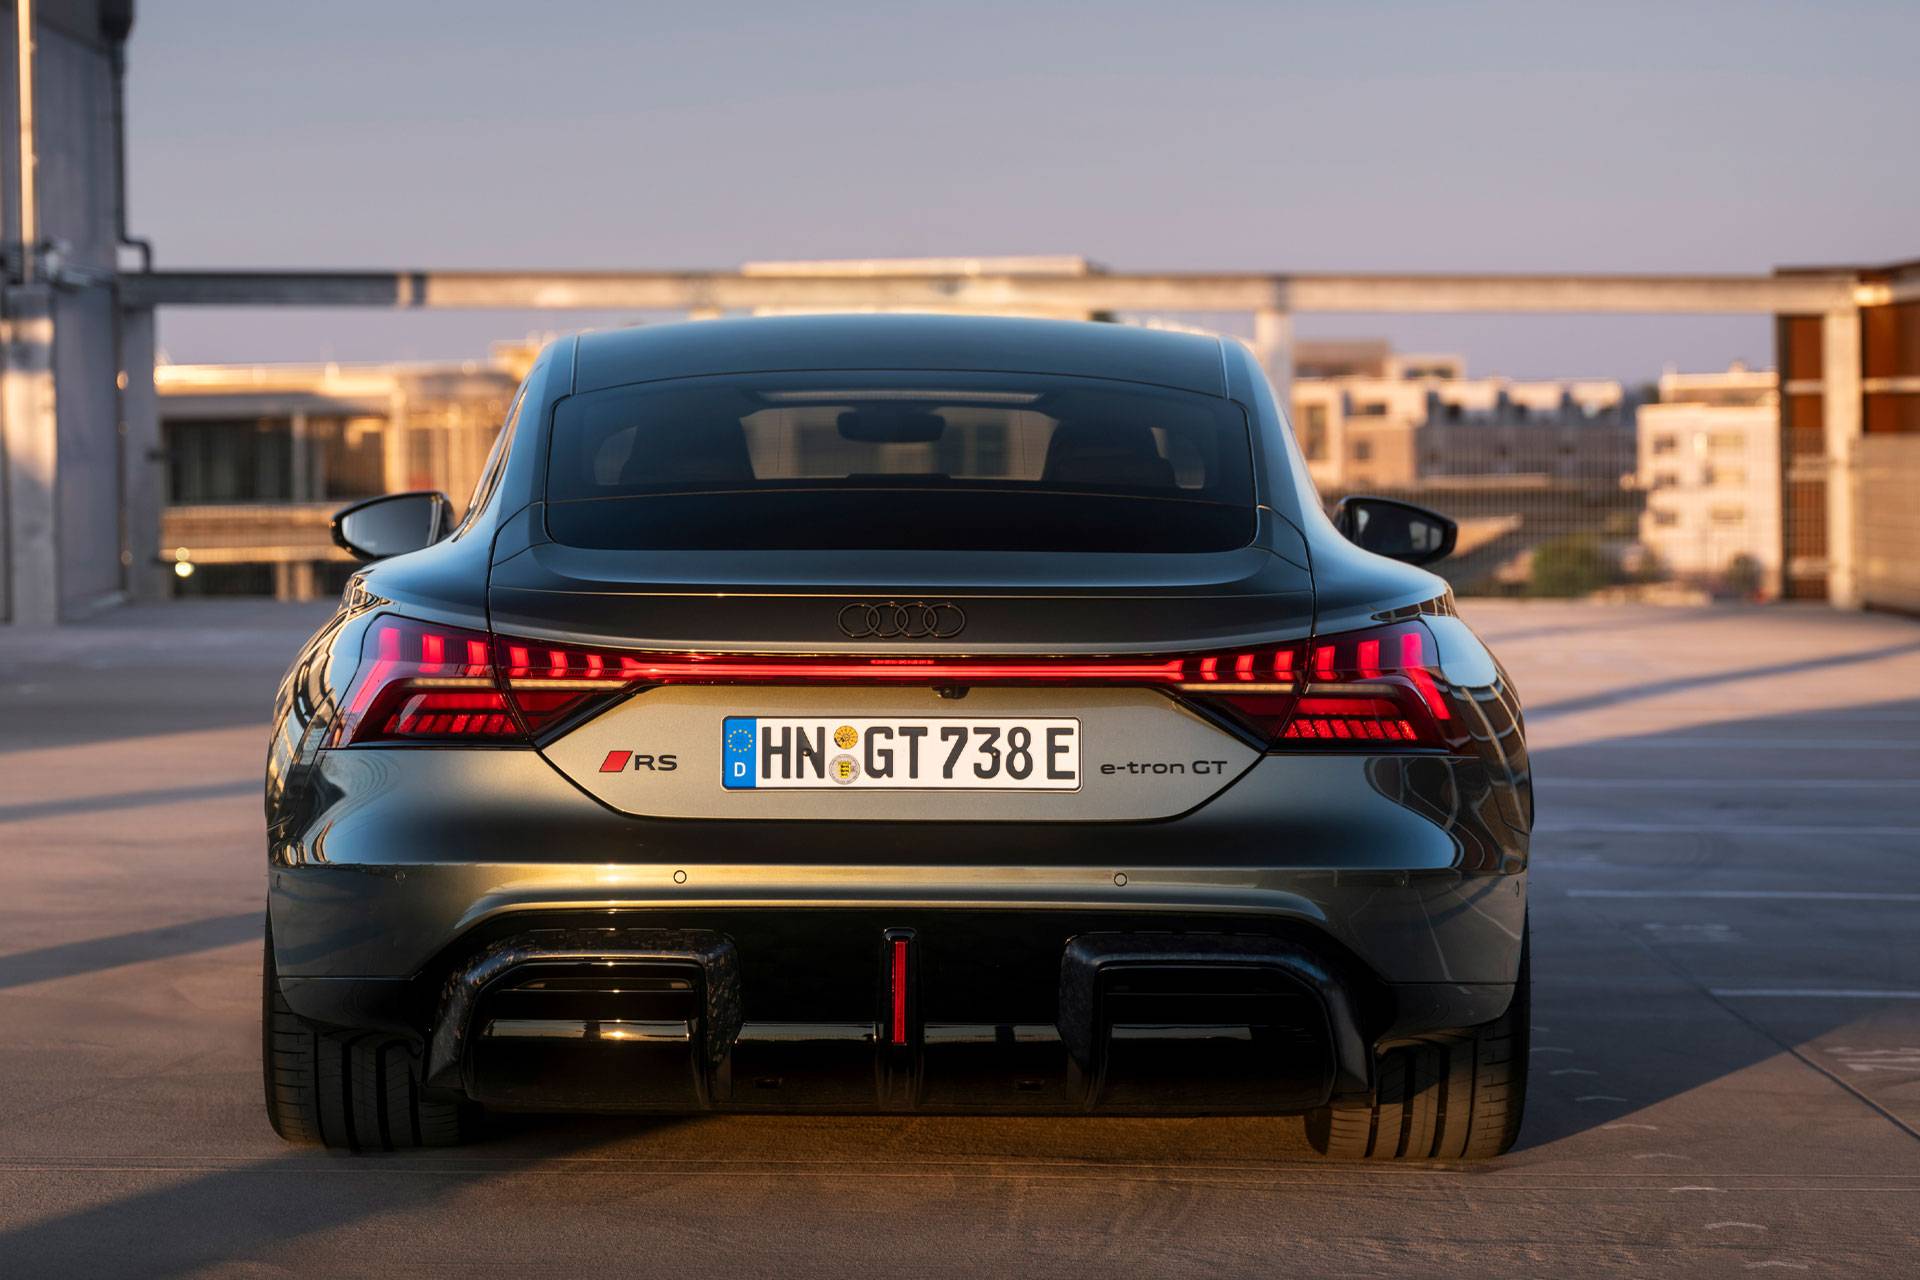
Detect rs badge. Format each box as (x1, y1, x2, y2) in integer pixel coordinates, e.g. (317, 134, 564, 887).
(598, 749, 678, 773)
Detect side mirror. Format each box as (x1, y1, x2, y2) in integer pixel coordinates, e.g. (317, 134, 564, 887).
(331, 491, 453, 562)
(1332, 495, 1458, 566)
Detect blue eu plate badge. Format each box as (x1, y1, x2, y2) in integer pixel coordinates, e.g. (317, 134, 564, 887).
(722, 717, 757, 789)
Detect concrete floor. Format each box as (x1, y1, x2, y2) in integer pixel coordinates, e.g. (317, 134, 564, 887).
(1, 599, 1917, 1277)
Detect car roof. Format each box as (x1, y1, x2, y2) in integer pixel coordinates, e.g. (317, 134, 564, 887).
(570, 313, 1227, 397)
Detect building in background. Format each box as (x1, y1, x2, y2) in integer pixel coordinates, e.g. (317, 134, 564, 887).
(159, 327, 1655, 600)
(1774, 258, 1920, 605)
(1636, 363, 1781, 597)
(157, 343, 534, 597)
(1291, 342, 1645, 593)
(1290, 342, 1637, 491)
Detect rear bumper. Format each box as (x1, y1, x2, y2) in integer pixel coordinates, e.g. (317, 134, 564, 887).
(269, 746, 1526, 1114)
(273, 747, 1526, 980)
(276, 893, 1520, 1115)
(282, 918, 1513, 1115)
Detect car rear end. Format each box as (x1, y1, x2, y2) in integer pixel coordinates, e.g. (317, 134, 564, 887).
(265, 318, 1530, 1150)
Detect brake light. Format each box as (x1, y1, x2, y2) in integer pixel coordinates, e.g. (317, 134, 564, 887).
(335, 614, 1452, 752)
(489, 636, 1312, 740)
(337, 616, 518, 744)
(1274, 621, 1452, 749)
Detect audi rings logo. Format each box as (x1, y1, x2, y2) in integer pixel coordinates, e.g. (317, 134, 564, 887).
(836, 600, 967, 640)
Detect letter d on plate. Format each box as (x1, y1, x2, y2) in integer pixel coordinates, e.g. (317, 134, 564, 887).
(722, 717, 757, 789)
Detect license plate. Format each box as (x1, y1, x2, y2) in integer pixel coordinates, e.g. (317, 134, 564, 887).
(722, 717, 1080, 790)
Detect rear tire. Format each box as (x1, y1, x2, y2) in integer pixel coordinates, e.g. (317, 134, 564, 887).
(262, 917, 476, 1150)
(1305, 921, 1529, 1161)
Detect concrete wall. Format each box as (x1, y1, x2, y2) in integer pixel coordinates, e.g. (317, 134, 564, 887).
(1855, 434, 1920, 615)
(1, 2, 139, 622)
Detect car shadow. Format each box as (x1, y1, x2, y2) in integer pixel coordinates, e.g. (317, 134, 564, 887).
(0, 1119, 691, 1277)
(1511, 692, 1920, 1151)
(0, 912, 261, 991)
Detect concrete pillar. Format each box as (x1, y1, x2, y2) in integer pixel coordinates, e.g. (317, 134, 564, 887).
(288, 409, 311, 500)
(382, 390, 409, 493)
(118, 304, 167, 601)
(271, 560, 318, 603)
(1821, 307, 1862, 609)
(1, 285, 57, 625)
(1253, 307, 1294, 425)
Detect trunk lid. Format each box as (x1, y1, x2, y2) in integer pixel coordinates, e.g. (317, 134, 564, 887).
(489, 529, 1314, 823)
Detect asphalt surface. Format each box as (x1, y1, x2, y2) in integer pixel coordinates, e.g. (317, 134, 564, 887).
(1, 598, 1917, 1277)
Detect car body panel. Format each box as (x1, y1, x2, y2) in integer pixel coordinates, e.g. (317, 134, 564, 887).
(264, 314, 1531, 1119)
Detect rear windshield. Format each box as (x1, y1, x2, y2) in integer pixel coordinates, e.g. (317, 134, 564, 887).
(543, 371, 1256, 553)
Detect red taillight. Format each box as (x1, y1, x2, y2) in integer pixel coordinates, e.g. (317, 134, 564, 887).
(1275, 621, 1451, 749)
(338, 617, 520, 745)
(336, 614, 1451, 753)
(497, 638, 1315, 740)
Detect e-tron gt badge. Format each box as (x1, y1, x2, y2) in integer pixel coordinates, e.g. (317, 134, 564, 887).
(836, 601, 966, 639)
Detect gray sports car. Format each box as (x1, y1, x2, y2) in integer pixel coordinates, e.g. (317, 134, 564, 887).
(263, 314, 1531, 1158)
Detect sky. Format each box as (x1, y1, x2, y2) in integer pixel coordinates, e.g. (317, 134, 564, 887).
(128, 0, 1920, 380)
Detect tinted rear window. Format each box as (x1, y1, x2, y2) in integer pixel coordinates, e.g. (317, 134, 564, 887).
(543, 372, 1256, 553)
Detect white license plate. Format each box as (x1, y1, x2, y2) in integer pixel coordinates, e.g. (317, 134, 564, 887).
(722, 717, 1080, 790)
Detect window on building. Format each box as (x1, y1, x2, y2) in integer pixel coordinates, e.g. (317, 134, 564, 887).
(1710, 506, 1746, 527)
(1651, 434, 1677, 455)
(310, 417, 388, 500)
(1709, 431, 1747, 455)
(1653, 510, 1680, 527)
(1301, 404, 1329, 461)
(164, 419, 294, 503)
(1352, 439, 1373, 461)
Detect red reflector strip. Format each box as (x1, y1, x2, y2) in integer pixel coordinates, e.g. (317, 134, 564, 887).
(890, 938, 910, 1046)
(383, 691, 515, 738)
(1282, 716, 1417, 741)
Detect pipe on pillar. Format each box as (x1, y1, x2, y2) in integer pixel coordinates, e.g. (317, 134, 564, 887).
(1, 288, 58, 623)
(116, 305, 167, 600)
(1820, 307, 1862, 609)
(13, 0, 36, 280)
